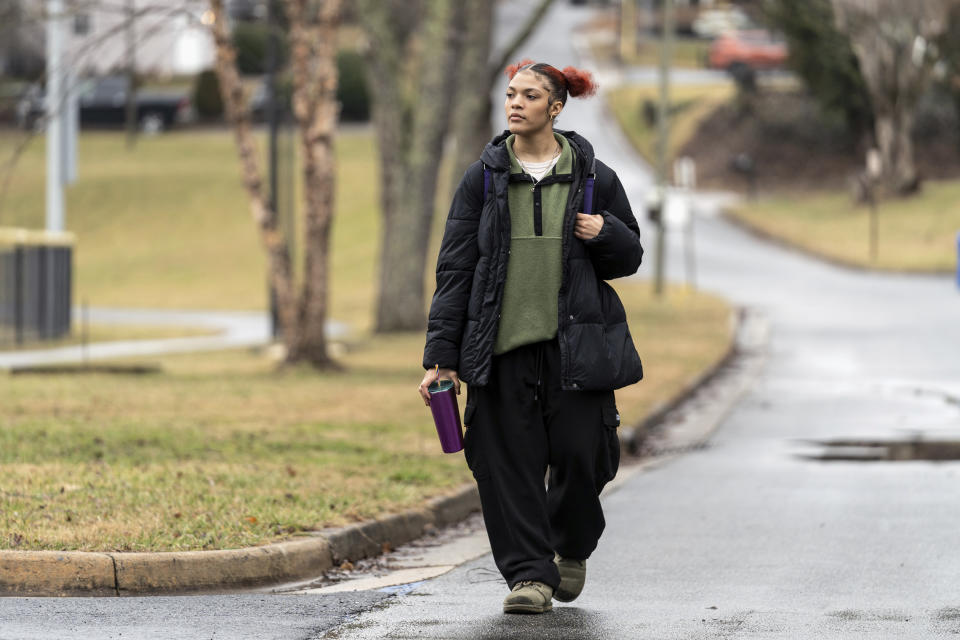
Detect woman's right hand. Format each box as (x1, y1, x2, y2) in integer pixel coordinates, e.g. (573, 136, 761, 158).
(418, 367, 461, 406)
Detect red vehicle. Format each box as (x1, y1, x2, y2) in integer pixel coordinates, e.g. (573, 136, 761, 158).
(708, 30, 788, 73)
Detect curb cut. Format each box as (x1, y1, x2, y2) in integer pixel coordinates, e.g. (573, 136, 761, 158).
(0, 485, 479, 597)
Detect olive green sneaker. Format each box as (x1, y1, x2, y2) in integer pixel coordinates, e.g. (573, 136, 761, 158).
(554, 555, 586, 602)
(503, 580, 554, 614)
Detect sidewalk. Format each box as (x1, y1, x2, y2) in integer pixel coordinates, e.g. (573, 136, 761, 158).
(0, 307, 348, 371)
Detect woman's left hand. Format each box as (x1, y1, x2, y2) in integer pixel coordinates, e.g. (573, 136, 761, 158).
(574, 213, 603, 240)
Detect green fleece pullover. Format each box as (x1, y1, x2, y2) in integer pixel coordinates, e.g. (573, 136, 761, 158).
(493, 133, 575, 355)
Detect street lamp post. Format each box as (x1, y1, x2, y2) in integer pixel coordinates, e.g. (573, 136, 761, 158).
(266, 0, 281, 339)
(45, 0, 65, 233)
(654, 0, 674, 297)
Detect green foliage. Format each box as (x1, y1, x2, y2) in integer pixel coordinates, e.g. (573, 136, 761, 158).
(192, 69, 223, 119)
(761, 0, 873, 137)
(337, 50, 371, 122)
(232, 21, 288, 75)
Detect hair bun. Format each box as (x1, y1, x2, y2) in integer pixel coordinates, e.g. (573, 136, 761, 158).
(561, 66, 598, 98)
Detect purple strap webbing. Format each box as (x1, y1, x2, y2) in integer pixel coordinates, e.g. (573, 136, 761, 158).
(582, 176, 595, 215)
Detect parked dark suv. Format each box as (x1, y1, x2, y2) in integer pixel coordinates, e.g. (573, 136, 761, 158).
(17, 74, 193, 132)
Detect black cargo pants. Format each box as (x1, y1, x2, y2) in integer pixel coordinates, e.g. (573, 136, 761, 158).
(463, 338, 621, 590)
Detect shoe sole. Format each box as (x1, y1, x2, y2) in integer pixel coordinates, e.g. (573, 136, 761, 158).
(554, 570, 585, 602)
(503, 602, 553, 614)
(553, 588, 582, 603)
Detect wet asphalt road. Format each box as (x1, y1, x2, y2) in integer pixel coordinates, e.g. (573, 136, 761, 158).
(326, 3, 960, 636)
(4, 1, 960, 638)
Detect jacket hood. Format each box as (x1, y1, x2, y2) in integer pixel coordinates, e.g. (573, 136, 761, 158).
(480, 128, 595, 172)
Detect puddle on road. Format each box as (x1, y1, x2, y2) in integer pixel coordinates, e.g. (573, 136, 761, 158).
(800, 438, 960, 462)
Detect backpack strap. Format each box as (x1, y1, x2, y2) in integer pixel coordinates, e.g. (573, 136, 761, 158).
(482, 164, 491, 203)
(582, 158, 596, 215)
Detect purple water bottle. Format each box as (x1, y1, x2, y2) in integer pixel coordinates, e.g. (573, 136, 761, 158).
(428, 379, 464, 454)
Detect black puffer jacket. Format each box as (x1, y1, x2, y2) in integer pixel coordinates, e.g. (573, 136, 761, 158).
(423, 129, 644, 391)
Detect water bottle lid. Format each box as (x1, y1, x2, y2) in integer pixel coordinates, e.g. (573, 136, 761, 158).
(427, 379, 455, 393)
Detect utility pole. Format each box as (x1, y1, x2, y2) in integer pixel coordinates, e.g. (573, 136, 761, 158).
(45, 0, 65, 233)
(654, 0, 674, 297)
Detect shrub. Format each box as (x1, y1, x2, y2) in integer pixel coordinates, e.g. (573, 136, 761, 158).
(761, 0, 873, 137)
(232, 21, 289, 75)
(337, 50, 370, 122)
(193, 69, 223, 119)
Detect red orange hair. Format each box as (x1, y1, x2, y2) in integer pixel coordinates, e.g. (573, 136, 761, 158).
(504, 60, 598, 103)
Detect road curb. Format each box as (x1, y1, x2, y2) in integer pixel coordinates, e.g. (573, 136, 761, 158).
(0, 485, 480, 597)
(0, 551, 117, 597)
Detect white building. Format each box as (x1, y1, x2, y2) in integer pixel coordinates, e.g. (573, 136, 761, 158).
(16, 0, 217, 78)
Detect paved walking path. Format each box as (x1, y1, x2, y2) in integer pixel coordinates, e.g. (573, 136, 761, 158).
(0, 308, 348, 370)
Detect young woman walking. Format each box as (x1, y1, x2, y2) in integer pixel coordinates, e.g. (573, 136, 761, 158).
(419, 60, 644, 614)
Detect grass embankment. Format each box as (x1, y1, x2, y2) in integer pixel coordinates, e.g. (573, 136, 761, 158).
(0, 129, 732, 552)
(729, 183, 960, 272)
(606, 83, 960, 272)
(606, 84, 733, 166)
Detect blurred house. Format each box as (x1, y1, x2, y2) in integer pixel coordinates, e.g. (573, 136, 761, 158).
(63, 0, 215, 77)
(2, 0, 220, 79)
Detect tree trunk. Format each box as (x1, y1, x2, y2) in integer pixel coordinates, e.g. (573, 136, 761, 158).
(284, 0, 341, 366)
(210, 0, 340, 368)
(874, 109, 918, 195)
(448, 0, 494, 192)
(361, 0, 464, 332)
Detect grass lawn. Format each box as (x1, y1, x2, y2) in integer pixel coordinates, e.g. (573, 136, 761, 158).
(0, 128, 378, 326)
(0, 127, 733, 552)
(729, 183, 960, 272)
(606, 83, 733, 167)
(0, 281, 730, 552)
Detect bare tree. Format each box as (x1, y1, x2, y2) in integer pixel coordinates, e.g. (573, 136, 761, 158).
(358, 0, 465, 332)
(832, 0, 953, 194)
(209, 0, 341, 367)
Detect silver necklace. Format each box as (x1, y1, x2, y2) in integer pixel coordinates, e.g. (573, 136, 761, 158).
(517, 144, 561, 166)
